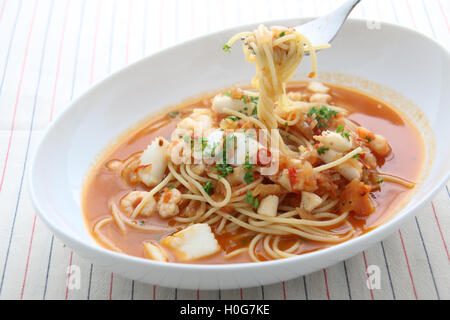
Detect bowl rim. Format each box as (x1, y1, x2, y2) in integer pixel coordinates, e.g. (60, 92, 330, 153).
(28, 17, 450, 272)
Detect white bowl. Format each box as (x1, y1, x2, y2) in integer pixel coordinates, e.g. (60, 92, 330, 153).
(28, 18, 450, 290)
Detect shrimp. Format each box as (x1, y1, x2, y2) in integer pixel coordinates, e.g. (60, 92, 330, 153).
(356, 127, 391, 157)
(158, 188, 182, 218)
(120, 191, 156, 217)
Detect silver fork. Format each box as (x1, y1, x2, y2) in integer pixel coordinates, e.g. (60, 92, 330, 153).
(296, 0, 361, 51)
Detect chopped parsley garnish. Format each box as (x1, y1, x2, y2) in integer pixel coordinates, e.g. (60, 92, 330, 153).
(365, 136, 372, 143)
(227, 115, 240, 121)
(243, 161, 254, 171)
(279, 31, 286, 37)
(216, 163, 234, 177)
(224, 91, 231, 97)
(168, 110, 180, 118)
(336, 125, 344, 133)
(222, 44, 232, 52)
(245, 191, 259, 209)
(308, 106, 338, 129)
(244, 171, 254, 184)
(243, 160, 255, 184)
(250, 96, 259, 105)
(167, 185, 175, 190)
(242, 95, 249, 104)
(317, 122, 328, 129)
(203, 180, 214, 195)
(352, 154, 360, 159)
(252, 106, 258, 118)
(196, 137, 208, 151)
(183, 135, 191, 145)
(378, 177, 384, 184)
(317, 147, 330, 155)
(341, 131, 351, 141)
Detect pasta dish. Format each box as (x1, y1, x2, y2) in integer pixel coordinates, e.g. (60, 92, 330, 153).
(82, 25, 424, 264)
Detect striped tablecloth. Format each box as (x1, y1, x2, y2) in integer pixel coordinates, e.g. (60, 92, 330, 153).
(0, 0, 448, 300)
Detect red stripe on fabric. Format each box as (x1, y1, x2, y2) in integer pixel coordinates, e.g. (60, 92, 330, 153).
(362, 251, 374, 300)
(196, 289, 200, 300)
(322, 269, 330, 300)
(0, 0, 7, 22)
(153, 285, 156, 300)
(19, 214, 37, 300)
(240, 288, 243, 300)
(431, 201, 450, 261)
(0, 0, 39, 192)
(398, 230, 418, 299)
(48, 0, 71, 121)
(65, 251, 73, 300)
(406, 0, 417, 28)
(438, 0, 450, 31)
(282, 281, 286, 300)
(89, 0, 103, 85)
(109, 273, 114, 300)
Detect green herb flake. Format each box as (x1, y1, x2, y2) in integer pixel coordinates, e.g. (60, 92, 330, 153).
(216, 163, 234, 177)
(279, 31, 286, 37)
(336, 125, 344, 133)
(245, 191, 259, 209)
(365, 136, 372, 143)
(308, 106, 338, 129)
(244, 171, 254, 184)
(317, 147, 330, 155)
(222, 44, 232, 52)
(168, 110, 180, 118)
(203, 180, 214, 195)
(224, 91, 231, 97)
(243, 161, 254, 171)
(352, 154, 360, 159)
(227, 115, 240, 121)
(341, 131, 351, 141)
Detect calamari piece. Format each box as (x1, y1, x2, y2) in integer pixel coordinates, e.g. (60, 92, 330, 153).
(257, 195, 279, 217)
(161, 223, 221, 261)
(143, 242, 168, 262)
(211, 94, 255, 116)
(139, 137, 168, 187)
(301, 191, 323, 212)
